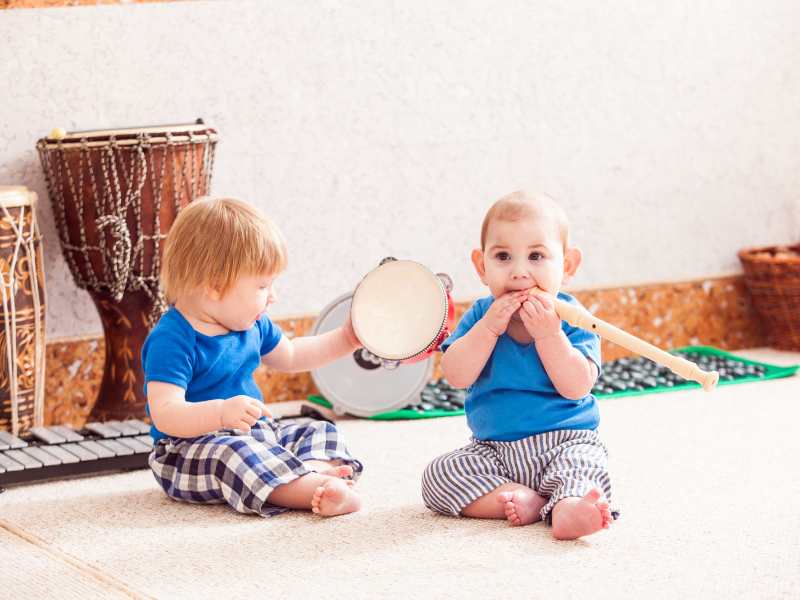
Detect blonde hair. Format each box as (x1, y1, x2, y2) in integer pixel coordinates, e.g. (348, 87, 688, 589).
(161, 197, 287, 303)
(480, 190, 570, 250)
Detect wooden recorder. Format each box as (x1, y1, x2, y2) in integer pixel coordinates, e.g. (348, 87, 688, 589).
(545, 291, 719, 391)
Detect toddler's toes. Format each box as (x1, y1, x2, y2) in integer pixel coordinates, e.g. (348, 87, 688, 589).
(311, 485, 325, 515)
(599, 505, 613, 528)
(504, 502, 520, 525)
(335, 465, 354, 478)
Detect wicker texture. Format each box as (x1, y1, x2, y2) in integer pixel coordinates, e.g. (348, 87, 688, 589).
(738, 244, 800, 350)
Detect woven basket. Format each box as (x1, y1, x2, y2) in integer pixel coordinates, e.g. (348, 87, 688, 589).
(738, 244, 800, 350)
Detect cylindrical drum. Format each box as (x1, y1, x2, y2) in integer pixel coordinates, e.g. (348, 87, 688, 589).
(37, 123, 218, 421)
(0, 186, 46, 436)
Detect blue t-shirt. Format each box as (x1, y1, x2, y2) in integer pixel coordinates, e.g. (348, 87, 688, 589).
(141, 307, 283, 442)
(441, 293, 602, 441)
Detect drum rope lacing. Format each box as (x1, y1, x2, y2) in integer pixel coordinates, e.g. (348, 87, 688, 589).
(37, 131, 217, 328)
(0, 201, 46, 436)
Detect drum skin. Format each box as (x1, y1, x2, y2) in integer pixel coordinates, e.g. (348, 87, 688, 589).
(350, 259, 455, 365)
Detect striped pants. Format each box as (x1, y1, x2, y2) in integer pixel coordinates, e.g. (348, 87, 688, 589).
(149, 418, 363, 516)
(421, 429, 613, 523)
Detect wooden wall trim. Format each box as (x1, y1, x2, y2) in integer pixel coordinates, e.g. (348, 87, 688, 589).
(1, 0, 189, 9)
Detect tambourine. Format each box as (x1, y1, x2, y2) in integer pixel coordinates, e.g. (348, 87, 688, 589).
(350, 257, 455, 369)
(310, 258, 454, 416)
(310, 293, 433, 416)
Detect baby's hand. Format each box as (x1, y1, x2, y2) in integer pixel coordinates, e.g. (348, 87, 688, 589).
(220, 395, 272, 432)
(480, 291, 528, 337)
(343, 314, 362, 350)
(519, 289, 562, 340)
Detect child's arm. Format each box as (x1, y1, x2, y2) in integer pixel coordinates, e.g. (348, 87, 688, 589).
(441, 324, 499, 389)
(520, 291, 598, 400)
(147, 382, 271, 437)
(442, 291, 527, 389)
(262, 318, 361, 373)
(534, 333, 598, 400)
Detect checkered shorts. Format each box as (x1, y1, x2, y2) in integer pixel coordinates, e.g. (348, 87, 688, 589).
(149, 418, 363, 516)
(421, 428, 614, 523)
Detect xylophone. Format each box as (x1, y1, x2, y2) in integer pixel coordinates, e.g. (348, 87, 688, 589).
(0, 410, 330, 490)
(0, 420, 152, 490)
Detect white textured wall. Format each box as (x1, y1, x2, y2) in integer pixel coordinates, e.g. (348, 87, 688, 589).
(2, 1, 799, 339)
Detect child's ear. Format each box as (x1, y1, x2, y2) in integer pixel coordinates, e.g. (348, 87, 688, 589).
(562, 246, 582, 284)
(471, 248, 488, 285)
(205, 284, 223, 301)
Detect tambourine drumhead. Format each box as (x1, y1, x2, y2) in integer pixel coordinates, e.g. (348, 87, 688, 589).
(0, 186, 36, 208)
(40, 123, 218, 148)
(351, 260, 447, 361)
(311, 293, 432, 417)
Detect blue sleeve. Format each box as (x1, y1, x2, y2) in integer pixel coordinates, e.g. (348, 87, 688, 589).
(440, 300, 486, 353)
(142, 320, 195, 391)
(258, 314, 283, 356)
(559, 295, 602, 376)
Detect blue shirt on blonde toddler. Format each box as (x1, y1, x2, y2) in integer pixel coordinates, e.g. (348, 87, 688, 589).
(441, 292, 602, 442)
(142, 307, 283, 443)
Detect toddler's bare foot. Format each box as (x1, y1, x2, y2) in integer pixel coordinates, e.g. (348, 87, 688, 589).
(551, 488, 613, 540)
(497, 489, 545, 526)
(311, 478, 362, 517)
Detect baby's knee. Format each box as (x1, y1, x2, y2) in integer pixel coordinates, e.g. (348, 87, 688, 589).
(420, 454, 474, 515)
(422, 453, 457, 482)
(420, 453, 464, 496)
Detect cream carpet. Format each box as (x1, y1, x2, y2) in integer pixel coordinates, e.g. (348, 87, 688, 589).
(1, 348, 798, 600)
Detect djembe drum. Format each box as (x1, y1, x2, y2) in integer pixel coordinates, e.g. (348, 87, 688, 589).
(37, 122, 218, 421)
(0, 186, 46, 436)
